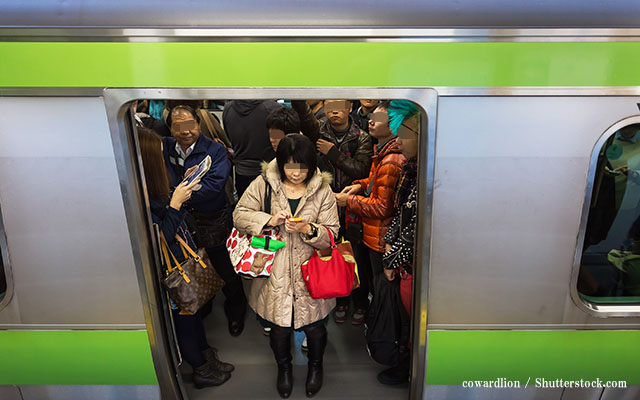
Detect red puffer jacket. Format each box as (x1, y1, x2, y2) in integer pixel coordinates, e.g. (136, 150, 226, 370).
(346, 138, 406, 252)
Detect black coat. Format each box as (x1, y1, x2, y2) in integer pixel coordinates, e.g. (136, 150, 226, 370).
(222, 100, 282, 176)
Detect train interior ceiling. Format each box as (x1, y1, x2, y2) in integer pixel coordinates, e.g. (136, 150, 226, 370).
(131, 98, 416, 400)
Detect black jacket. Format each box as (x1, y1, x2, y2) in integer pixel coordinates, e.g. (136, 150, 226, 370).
(293, 101, 373, 192)
(222, 100, 282, 176)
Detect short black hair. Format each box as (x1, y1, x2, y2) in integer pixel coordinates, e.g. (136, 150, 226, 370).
(266, 107, 301, 134)
(377, 100, 392, 110)
(276, 134, 317, 183)
(167, 104, 200, 127)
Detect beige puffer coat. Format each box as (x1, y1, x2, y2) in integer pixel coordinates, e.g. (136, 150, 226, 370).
(232, 160, 340, 329)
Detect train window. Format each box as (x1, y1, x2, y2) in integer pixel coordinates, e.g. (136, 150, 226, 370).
(578, 122, 640, 305)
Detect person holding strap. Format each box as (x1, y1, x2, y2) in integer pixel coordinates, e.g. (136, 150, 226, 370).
(233, 134, 339, 398)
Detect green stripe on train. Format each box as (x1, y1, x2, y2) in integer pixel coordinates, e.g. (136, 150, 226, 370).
(1, 42, 640, 87)
(0, 330, 157, 385)
(426, 330, 640, 385)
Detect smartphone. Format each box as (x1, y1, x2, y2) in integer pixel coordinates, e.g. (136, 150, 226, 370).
(182, 155, 211, 185)
(287, 217, 303, 222)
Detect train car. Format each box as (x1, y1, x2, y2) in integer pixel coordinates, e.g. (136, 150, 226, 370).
(1, 1, 640, 399)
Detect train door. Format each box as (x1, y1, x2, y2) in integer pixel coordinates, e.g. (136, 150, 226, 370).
(423, 92, 640, 400)
(105, 88, 437, 400)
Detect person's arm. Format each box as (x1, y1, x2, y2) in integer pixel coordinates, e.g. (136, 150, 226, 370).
(347, 162, 402, 219)
(300, 186, 340, 248)
(325, 131, 373, 180)
(232, 177, 275, 236)
(152, 176, 198, 240)
(384, 208, 401, 246)
(291, 100, 320, 144)
(382, 202, 417, 271)
(153, 207, 184, 242)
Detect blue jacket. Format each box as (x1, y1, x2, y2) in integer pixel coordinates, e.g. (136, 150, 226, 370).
(162, 135, 231, 213)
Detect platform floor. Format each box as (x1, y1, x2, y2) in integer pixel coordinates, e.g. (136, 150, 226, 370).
(180, 292, 409, 400)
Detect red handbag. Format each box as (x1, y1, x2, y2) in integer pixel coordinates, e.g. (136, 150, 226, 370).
(301, 227, 356, 299)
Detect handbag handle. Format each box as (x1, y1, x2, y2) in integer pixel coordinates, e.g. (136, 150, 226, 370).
(325, 227, 336, 248)
(160, 233, 191, 283)
(175, 234, 208, 269)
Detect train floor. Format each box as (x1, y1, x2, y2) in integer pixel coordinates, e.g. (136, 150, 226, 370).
(179, 290, 409, 400)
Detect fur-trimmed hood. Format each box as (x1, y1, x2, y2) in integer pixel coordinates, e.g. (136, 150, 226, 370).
(260, 160, 333, 195)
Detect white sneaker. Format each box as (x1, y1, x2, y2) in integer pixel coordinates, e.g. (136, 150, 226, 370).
(301, 337, 308, 351)
(263, 327, 271, 336)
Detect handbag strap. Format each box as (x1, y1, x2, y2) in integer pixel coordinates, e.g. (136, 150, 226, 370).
(175, 234, 208, 269)
(198, 109, 220, 141)
(160, 233, 191, 283)
(325, 227, 336, 248)
(262, 175, 271, 214)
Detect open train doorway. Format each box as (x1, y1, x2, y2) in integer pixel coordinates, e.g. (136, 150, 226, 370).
(104, 88, 436, 400)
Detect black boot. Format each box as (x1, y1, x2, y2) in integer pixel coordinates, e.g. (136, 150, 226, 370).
(270, 326, 293, 398)
(304, 325, 327, 398)
(202, 347, 235, 373)
(377, 352, 410, 386)
(193, 362, 231, 389)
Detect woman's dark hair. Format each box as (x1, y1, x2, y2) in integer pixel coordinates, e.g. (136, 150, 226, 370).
(266, 107, 301, 134)
(166, 104, 200, 127)
(137, 127, 170, 201)
(276, 134, 317, 183)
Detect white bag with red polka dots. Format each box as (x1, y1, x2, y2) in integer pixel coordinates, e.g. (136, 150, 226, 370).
(226, 227, 282, 278)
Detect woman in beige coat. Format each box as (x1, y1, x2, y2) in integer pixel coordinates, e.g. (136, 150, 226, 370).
(233, 134, 339, 399)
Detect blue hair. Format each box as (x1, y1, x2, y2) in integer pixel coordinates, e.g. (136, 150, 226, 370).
(387, 100, 419, 136)
(149, 100, 165, 121)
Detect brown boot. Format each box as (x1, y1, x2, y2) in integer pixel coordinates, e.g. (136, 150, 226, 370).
(202, 347, 235, 373)
(193, 362, 231, 389)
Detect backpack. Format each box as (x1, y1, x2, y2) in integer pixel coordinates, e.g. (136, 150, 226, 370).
(364, 276, 410, 366)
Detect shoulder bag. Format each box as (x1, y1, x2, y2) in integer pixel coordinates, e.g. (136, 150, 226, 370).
(226, 175, 285, 278)
(161, 233, 225, 314)
(301, 227, 356, 299)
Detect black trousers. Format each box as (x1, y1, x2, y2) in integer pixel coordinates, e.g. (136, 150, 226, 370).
(172, 309, 208, 369)
(337, 242, 384, 310)
(205, 244, 247, 323)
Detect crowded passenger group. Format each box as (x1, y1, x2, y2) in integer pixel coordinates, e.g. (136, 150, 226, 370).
(134, 98, 421, 398)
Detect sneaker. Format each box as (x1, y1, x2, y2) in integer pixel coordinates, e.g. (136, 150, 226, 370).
(333, 305, 348, 324)
(351, 308, 366, 325)
(301, 336, 308, 352)
(263, 326, 271, 336)
(377, 365, 409, 386)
